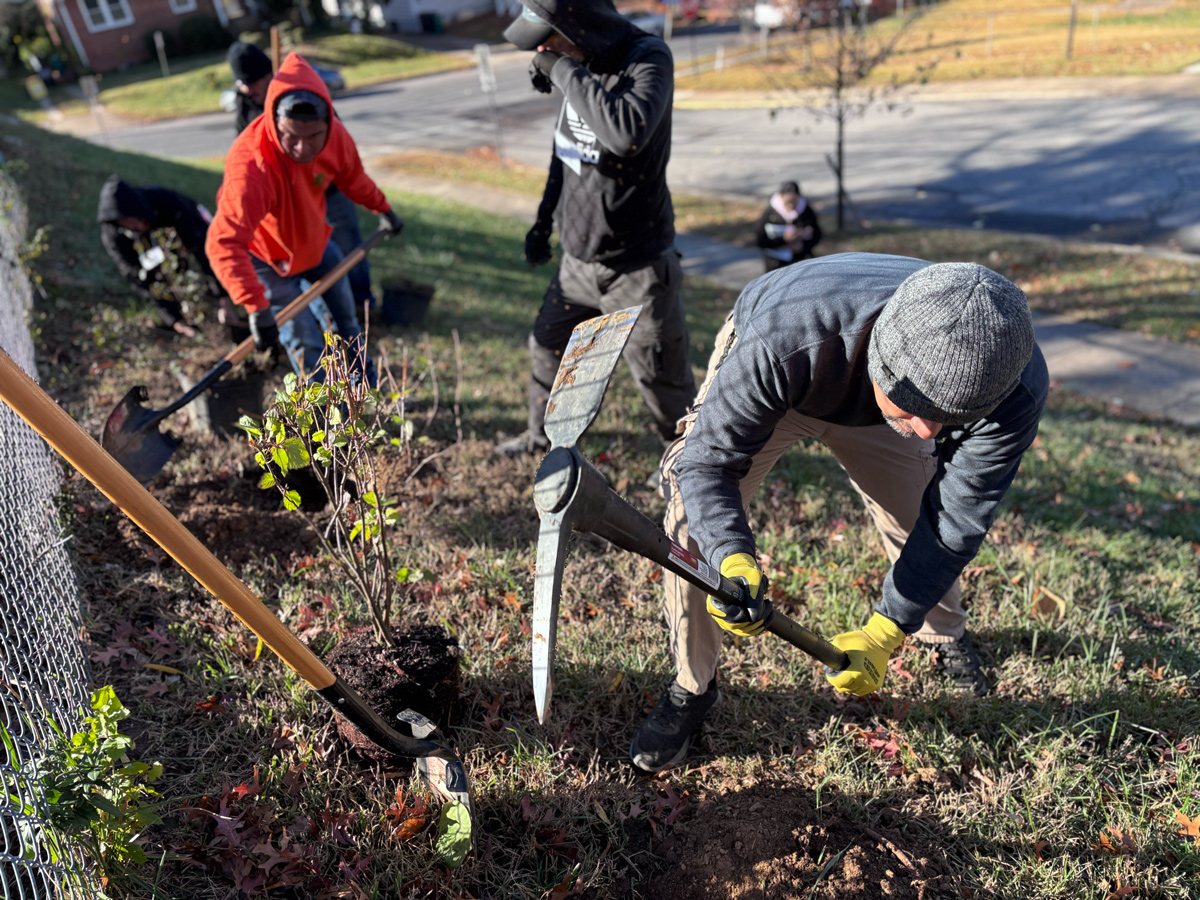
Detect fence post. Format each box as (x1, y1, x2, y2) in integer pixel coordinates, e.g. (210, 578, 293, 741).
(153, 30, 170, 78)
(1065, 0, 1079, 59)
(715, 43, 724, 71)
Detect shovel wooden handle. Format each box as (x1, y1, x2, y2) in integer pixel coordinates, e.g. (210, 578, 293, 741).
(0, 349, 336, 689)
(224, 227, 390, 369)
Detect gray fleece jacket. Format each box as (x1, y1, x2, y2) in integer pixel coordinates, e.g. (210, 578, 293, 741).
(675, 252, 1049, 633)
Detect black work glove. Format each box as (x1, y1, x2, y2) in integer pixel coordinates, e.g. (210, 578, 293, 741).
(524, 221, 553, 267)
(248, 307, 281, 358)
(529, 51, 559, 94)
(379, 208, 404, 237)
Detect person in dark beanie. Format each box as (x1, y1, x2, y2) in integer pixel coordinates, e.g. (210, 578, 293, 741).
(629, 252, 1048, 772)
(206, 54, 402, 385)
(227, 40, 274, 133)
(97, 175, 232, 337)
(754, 180, 822, 273)
(226, 41, 377, 314)
(496, 0, 697, 458)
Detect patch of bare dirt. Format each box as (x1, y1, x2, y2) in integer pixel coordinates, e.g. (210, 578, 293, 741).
(325, 624, 461, 761)
(647, 781, 958, 900)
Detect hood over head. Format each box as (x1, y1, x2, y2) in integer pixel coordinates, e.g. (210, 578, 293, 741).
(263, 54, 335, 157)
(97, 174, 154, 224)
(505, 0, 635, 60)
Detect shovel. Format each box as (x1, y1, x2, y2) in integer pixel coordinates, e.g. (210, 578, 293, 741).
(102, 228, 391, 482)
(0, 347, 472, 817)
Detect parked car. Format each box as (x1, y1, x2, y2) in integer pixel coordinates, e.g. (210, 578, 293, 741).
(218, 63, 345, 113)
(622, 10, 667, 37)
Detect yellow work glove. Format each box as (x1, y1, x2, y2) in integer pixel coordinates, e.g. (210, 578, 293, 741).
(825, 613, 907, 696)
(707, 552, 771, 637)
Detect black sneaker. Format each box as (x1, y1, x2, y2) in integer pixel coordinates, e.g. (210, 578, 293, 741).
(629, 678, 721, 772)
(925, 632, 989, 696)
(495, 432, 550, 459)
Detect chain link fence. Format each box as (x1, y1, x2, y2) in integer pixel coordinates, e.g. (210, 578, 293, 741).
(0, 170, 97, 898)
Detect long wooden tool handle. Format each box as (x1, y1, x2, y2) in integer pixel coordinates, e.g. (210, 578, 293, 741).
(222, 228, 390, 370)
(0, 349, 336, 690)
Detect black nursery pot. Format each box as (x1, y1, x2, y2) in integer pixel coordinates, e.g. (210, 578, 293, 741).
(178, 371, 265, 438)
(381, 281, 435, 328)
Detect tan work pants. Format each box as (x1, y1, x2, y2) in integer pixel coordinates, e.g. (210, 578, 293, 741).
(661, 315, 965, 695)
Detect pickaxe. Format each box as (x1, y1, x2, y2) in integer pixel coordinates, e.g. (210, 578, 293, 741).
(530, 306, 851, 723)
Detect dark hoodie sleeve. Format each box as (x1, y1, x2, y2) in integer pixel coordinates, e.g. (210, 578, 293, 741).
(800, 205, 821, 246)
(548, 45, 673, 158)
(536, 147, 563, 227)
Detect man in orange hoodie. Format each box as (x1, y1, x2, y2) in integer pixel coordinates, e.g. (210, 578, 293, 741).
(206, 54, 401, 384)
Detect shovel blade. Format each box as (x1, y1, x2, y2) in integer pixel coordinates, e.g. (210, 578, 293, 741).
(532, 507, 575, 724)
(543, 306, 642, 449)
(100, 386, 181, 482)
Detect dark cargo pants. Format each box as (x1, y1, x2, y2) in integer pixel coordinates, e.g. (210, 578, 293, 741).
(527, 250, 697, 443)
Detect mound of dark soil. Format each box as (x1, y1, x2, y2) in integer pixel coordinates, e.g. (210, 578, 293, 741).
(324, 624, 461, 761)
(110, 469, 317, 566)
(647, 782, 957, 900)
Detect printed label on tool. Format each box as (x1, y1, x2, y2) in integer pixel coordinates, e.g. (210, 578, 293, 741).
(668, 542, 719, 590)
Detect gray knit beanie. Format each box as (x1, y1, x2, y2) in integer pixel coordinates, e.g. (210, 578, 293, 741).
(867, 263, 1034, 426)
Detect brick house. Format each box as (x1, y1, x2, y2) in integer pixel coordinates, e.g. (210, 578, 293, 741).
(36, 0, 249, 73)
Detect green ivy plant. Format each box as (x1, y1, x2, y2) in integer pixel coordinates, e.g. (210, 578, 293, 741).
(1, 686, 163, 893)
(239, 335, 432, 646)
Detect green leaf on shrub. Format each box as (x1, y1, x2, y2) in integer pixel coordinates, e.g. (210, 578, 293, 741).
(362, 491, 378, 508)
(434, 800, 472, 869)
(236, 415, 261, 437)
(281, 438, 310, 468)
(312, 429, 326, 443)
(271, 446, 290, 472)
(283, 490, 301, 511)
(259, 472, 276, 490)
(283, 373, 298, 394)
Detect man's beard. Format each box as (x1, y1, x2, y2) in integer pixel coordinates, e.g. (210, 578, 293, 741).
(883, 415, 916, 439)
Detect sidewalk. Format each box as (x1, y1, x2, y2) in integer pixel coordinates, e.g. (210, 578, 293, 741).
(368, 161, 1200, 429)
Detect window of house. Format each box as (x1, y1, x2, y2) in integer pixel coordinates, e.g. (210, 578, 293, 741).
(77, 0, 134, 32)
(169, 0, 198, 13)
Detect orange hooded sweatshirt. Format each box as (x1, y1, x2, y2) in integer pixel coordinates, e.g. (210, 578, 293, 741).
(205, 54, 390, 312)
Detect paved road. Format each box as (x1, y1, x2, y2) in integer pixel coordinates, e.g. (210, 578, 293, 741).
(89, 46, 1200, 253)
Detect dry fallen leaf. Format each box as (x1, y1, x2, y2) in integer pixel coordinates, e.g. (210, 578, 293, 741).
(1095, 825, 1136, 856)
(1175, 810, 1200, 839)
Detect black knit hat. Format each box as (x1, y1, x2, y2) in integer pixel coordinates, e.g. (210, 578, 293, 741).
(227, 41, 272, 85)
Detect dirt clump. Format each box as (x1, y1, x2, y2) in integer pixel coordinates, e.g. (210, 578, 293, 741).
(324, 624, 461, 761)
(648, 781, 957, 900)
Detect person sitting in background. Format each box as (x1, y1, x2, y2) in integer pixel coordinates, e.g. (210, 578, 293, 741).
(96, 175, 232, 338)
(226, 40, 377, 315)
(755, 180, 822, 273)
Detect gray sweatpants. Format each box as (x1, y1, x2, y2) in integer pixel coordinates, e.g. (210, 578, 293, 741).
(660, 314, 966, 695)
(527, 251, 697, 443)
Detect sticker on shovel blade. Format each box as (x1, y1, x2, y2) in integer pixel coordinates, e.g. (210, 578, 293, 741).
(667, 542, 720, 590)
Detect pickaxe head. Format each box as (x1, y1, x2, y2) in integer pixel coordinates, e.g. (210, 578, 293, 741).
(531, 306, 642, 723)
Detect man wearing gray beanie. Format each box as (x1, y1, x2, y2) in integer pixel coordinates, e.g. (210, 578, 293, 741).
(630, 251, 1048, 773)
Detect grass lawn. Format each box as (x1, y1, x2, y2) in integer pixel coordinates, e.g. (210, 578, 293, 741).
(3, 119, 1199, 898)
(683, 0, 1200, 90)
(12, 32, 470, 124)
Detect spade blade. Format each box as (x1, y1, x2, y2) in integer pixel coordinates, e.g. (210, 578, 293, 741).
(100, 386, 182, 482)
(543, 306, 642, 449)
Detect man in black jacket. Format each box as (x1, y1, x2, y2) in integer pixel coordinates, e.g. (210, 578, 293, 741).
(97, 175, 229, 336)
(496, 0, 697, 457)
(226, 41, 376, 313)
(629, 253, 1048, 772)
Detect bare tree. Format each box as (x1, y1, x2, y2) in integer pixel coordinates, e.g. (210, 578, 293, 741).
(765, 0, 935, 230)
